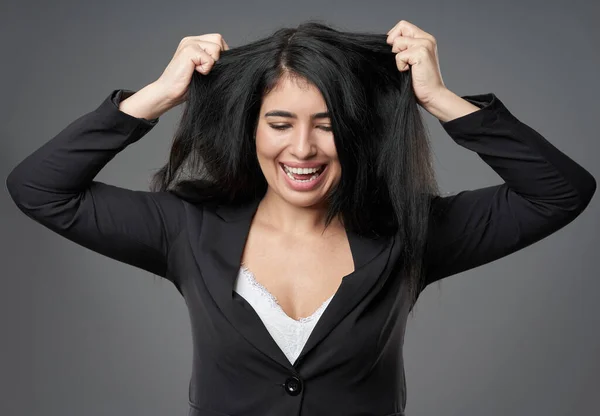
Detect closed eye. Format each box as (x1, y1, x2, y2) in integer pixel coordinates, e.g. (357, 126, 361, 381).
(269, 124, 289, 130)
(269, 124, 332, 132)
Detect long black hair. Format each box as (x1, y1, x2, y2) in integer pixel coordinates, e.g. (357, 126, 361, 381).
(150, 21, 440, 307)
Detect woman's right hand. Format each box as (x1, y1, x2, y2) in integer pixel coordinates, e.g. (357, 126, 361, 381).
(119, 34, 230, 120)
(153, 33, 230, 106)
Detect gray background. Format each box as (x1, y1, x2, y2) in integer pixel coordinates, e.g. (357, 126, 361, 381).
(1, 0, 598, 415)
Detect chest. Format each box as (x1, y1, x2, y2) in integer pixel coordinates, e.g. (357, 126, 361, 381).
(240, 224, 355, 321)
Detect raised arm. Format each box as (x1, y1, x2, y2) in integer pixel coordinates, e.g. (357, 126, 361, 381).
(422, 92, 596, 287)
(6, 88, 185, 281)
(6, 34, 232, 283)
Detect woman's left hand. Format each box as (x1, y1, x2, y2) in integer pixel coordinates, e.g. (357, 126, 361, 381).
(386, 20, 448, 109)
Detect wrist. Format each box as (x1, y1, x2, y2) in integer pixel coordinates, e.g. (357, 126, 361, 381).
(423, 88, 480, 123)
(118, 82, 176, 120)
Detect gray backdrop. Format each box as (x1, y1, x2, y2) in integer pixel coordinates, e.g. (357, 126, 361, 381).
(1, 0, 598, 415)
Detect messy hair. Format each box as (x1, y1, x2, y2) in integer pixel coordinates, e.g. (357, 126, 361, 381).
(150, 21, 440, 307)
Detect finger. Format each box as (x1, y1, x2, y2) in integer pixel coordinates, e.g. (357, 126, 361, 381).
(387, 20, 435, 44)
(222, 38, 230, 51)
(198, 33, 226, 46)
(186, 45, 215, 73)
(391, 36, 433, 53)
(395, 51, 410, 71)
(386, 20, 401, 36)
(394, 49, 421, 71)
(204, 36, 230, 52)
(391, 20, 426, 38)
(182, 34, 227, 52)
(387, 20, 415, 43)
(196, 40, 224, 61)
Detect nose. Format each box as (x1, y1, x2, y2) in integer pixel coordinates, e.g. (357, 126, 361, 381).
(289, 127, 317, 159)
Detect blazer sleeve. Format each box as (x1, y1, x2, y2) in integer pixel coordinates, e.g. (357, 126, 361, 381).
(6, 89, 186, 281)
(422, 93, 596, 288)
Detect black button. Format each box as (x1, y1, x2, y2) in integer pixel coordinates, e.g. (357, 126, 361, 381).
(284, 376, 303, 396)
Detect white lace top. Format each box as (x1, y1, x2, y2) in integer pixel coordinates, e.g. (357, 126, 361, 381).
(233, 266, 333, 365)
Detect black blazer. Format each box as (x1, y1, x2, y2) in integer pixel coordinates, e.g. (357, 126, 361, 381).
(6, 89, 596, 416)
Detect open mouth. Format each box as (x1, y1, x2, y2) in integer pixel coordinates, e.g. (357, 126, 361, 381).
(279, 163, 327, 183)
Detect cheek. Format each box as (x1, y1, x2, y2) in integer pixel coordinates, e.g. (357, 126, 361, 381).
(255, 137, 282, 180)
(322, 135, 338, 159)
(257, 141, 279, 159)
(322, 138, 342, 180)
(255, 129, 282, 159)
(323, 140, 340, 171)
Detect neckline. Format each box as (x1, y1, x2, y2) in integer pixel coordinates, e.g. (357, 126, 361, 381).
(215, 195, 390, 274)
(239, 265, 334, 323)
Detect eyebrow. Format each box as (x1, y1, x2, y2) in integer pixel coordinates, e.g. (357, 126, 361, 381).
(264, 110, 331, 120)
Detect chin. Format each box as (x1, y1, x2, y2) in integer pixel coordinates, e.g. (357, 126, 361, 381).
(284, 194, 329, 208)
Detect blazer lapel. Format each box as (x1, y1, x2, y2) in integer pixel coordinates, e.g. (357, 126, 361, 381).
(187, 197, 394, 370)
(188, 198, 293, 370)
(295, 229, 394, 364)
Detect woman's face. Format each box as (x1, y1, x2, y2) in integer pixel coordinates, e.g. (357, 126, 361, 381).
(255, 75, 341, 208)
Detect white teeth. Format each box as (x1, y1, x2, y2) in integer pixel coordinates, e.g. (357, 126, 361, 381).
(281, 164, 326, 184)
(285, 170, 320, 183)
(283, 165, 323, 174)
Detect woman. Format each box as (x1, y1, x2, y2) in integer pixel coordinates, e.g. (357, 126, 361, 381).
(6, 20, 596, 416)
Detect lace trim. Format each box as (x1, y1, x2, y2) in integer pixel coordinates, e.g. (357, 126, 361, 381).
(239, 264, 333, 323)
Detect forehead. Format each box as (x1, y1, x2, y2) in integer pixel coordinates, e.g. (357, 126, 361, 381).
(261, 75, 328, 112)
